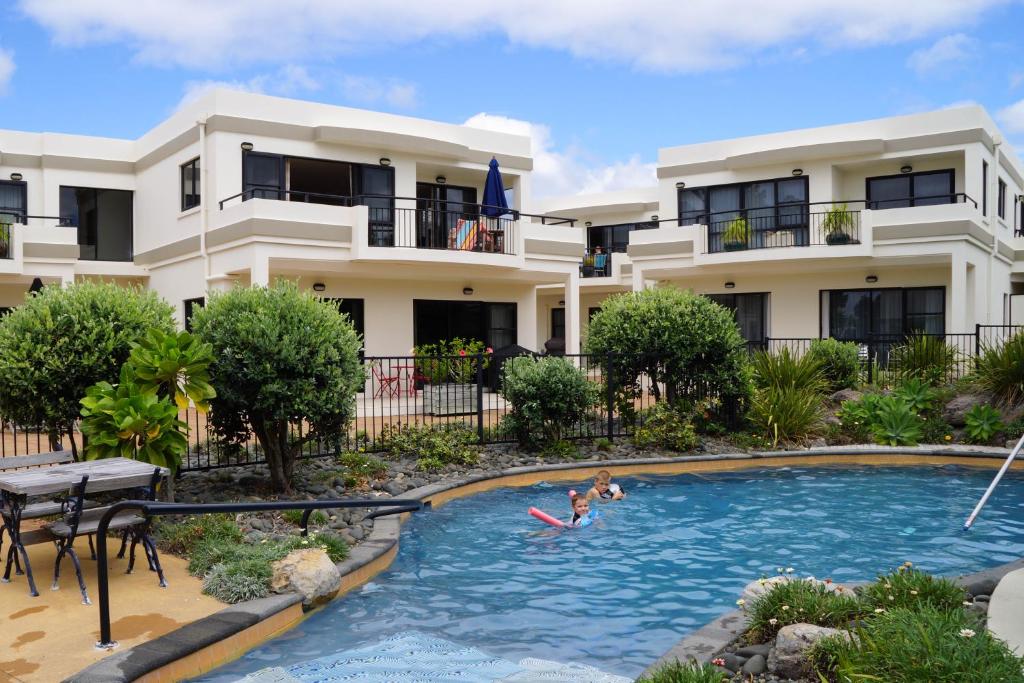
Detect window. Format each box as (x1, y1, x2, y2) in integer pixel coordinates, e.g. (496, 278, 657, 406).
(588, 306, 602, 322)
(0, 180, 27, 224)
(59, 186, 133, 261)
(181, 158, 200, 211)
(587, 221, 656, 253)
(677, 177, 808, 230)
(551, 308, 565, 340)
(413, 300, 517, 350)
(242, 152, 284, 200)
(825, 287, 944, 340)
(183, 297, 204, 333)
(983, 161, 988, 215)
(706, 293, 768, 345)
(998, 178, 1007, 219)
(866, 169, 954, 210)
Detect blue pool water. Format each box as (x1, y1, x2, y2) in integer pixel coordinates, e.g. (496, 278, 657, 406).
(200, 465, 1024, 681)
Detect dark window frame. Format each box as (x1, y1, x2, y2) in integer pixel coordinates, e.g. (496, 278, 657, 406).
(183, 297, 205, 333)
(180, 157, 200, 211)
(0, 179, 28, 224)
(983, 161, 988, 215)
(586, 221, 657, 253)
(676, 176, 809, 227)
(412, 299, 517, 350)
(59, 185, 134, 262)
(865, 169, 954, 210)
(550, 307, 566, 340)
(705, 292, 769, 344)
(823, 286, 946, 340)
(998, 178, 1007, 219)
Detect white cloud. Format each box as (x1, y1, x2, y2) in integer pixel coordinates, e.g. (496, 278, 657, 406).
(179, 64, 320, 107)
(464, 112, 656, 197)
(907, 34, 971, 75)
(997, 99, 1024, 135)
(18, 0, 1008, 73)
(0, 48, 14, 94)
(340, 76, 418, 109)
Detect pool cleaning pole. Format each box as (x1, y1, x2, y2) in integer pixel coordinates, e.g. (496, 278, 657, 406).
(963, 432, 1024, 530)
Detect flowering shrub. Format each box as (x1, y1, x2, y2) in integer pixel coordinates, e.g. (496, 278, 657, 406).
(860, 564, 967, 613)
(746, 576, 864, 642)
(413, 338, 490, 384)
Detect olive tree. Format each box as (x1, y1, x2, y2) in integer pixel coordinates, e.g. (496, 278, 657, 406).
(0, 282, 175, 458)
(191, 282, 364, 492)
(585, 287, 751, 418)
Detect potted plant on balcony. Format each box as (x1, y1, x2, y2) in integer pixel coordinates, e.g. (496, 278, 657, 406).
(823, 204, 855, 245)
(0, 223, 9, 259)
(415, 338, 491, 415)
(722, 217, 750, 251)
(581, 252, 596, 277)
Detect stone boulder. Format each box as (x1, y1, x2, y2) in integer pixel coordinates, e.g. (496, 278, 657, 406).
(740, 576, 790, 604)
(943, 395, 989, 427)
(271, 548, 342, 606)
(830, 388, 862, 405)
(768, 623, 851, 679)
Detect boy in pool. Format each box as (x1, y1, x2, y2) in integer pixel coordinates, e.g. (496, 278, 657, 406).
(586, 470, 625, 502)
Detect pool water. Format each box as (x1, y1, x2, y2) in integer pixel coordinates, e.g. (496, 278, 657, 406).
(199, 465, 1024, 681)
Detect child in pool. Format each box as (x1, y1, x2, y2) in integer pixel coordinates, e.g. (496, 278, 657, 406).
(586, 470, 625, 502)
(568, 494, 598, 527)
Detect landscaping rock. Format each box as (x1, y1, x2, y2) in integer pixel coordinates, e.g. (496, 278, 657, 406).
(741, 654, 767, 675)
(740, 576, 790, 604)
(734, 643, 771, 658)
(270, 548, 342, 606)
(943, 395, 988, 427)
(719, 652, 746, 672)
(830, 388, 862, 404)
(768, 623, 851, 680)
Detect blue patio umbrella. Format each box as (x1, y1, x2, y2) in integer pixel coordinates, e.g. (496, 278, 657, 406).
(481, 157, 509, 217)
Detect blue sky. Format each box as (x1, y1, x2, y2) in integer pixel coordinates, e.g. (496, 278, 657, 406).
(3, 1, 1024, 195)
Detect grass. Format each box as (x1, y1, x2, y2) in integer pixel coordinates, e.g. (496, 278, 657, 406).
(746, 577, 864, 642)
(812, 607, 1024, 683)
(635, 660, 728, 683)
(337, 451, 388, 488)
(155, 514, 242, 555)
(859, 565, 968, 613)
(281, 509, 329, 526)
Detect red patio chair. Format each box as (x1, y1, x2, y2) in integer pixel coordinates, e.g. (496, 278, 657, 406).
(371, 361, 401, 398)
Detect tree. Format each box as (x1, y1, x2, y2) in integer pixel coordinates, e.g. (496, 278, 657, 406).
(585, 287, 751, 419)
(500, 355, 598, 447)
(0, 282, 175, 459)
(191, 282, 364, 492)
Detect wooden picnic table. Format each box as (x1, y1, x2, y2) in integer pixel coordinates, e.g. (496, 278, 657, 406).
(0, 458, 168, 597)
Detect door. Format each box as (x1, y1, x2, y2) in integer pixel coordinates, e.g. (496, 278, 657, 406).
(357, 166, 395, 246)
(416, 183, 478, 249)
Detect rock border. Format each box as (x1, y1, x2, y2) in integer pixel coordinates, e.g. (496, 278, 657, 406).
(69, 445, 1020, 682)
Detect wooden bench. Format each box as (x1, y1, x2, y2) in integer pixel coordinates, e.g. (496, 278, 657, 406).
(0, 451, 80, 547)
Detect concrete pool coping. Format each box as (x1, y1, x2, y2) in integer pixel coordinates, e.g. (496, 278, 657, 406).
(69, 444, 1024, 682)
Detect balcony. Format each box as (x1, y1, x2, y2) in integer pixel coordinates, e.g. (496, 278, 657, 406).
(0, 208, 79, 264)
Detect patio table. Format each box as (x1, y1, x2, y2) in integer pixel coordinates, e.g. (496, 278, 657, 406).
(0, 458, 168, 597)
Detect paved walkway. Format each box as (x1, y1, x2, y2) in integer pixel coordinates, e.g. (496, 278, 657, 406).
(0, 534, 221, 682)
(988, 567, 1024, 656)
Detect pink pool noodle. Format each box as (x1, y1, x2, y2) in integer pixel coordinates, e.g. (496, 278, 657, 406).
(529, 507, 566, 528)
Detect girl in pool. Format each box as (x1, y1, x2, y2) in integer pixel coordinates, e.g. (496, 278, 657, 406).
(569, 494, 599, 527)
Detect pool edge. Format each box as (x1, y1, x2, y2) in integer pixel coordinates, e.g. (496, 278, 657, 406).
(69, 445, 1024, 682)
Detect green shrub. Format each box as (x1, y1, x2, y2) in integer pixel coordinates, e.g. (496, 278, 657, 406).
(812, 607, 1024, 683)
(860, 566, 968, 613)
(281, 509, 329, 527)
(585, 287, 751, 416)
(891, 377, 937, 413)
(156, 514, 242, 556)
(964, 404, 1004, 444)
(0, 282, 175, 457)
(636, 660, 728, 683)
(412, 338, 489, 384)
(337, 451, 388, 488)
(807, 339, 861, 391)
(310, 531, 349, 563)
(500, 356, 599, 447)
(202, 559, 271, 603)
(748, 349, 827, 445)
(746, 578, 864, 643)
(633, 402, 700, 452)
(382, 423, 479, 470)
(920, 413, 954, 444)
(540, 439, 579, 459)
(871, 396, 922, 446)
(838, 393, 885, 442)
(889, 335, 959, 386)
(1005, 416, 1024, 440)
(974, 333, 1024, 407)
(593, 437, 613, 452)
(192, 282, 364, 492)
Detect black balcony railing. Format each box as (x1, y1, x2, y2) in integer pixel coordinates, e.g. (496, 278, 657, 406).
(580, 253, 611, 277)
(706, 206, 861, 253)
(370, 207, 517, 255)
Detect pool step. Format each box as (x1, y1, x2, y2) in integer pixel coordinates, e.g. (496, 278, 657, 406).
(988, 568, 1024, 656)
(240, 631, 632, 683)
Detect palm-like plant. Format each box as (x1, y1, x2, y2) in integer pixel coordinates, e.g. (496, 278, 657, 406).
(129, 329, 216, 411)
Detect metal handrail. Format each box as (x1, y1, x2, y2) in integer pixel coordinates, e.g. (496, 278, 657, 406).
(0, 207, 73, 226)
(963, 432, 1024, 530)
(217, 189, 578, 226)
(94, 497, 424, 649)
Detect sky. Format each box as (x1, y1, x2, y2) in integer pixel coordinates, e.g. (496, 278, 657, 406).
(3, 1, 1024, 197)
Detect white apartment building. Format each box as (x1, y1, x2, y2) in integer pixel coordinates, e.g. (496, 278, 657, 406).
(538, 106, 1024, 350)
(1, 94, 1022, 357)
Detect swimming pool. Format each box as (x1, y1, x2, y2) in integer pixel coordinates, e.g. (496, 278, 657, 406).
(199, 465, 1024, 681)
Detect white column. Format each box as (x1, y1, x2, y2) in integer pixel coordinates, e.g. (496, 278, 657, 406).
(250, 256, 269, 287)
(59, 271, 74, 288)
(565, 271, 581, 354)
(950, 254, 967, 332)
(631, 263, 646, 292)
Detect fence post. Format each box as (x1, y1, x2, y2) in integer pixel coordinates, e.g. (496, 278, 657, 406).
(475, 353, 485, 443)
(866, 338, 874, 386)
(605, 352, 615, 441)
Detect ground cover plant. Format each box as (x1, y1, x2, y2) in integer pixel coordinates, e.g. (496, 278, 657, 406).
(0, 282, 174, 458)
(191, 281, 364, 492)
(632, 401, 700, 452)
(636, 660, 728, 683)
(745, 576, 864, 643)
(585, 287, 751, 421)
(859, 565, 967, 613)
(381, 422, 479, 470)
(963, 404, 1004, 444)
(500, 355, 598, 448)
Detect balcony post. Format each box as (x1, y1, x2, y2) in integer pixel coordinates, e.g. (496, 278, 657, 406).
(564, 270, 581, 355)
